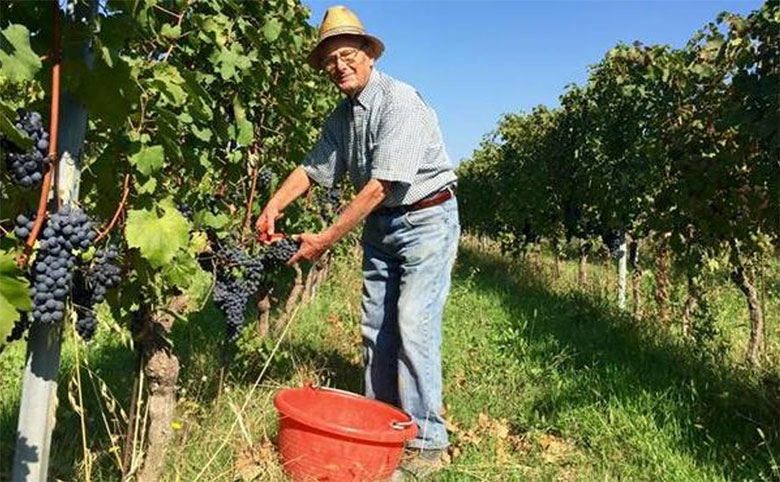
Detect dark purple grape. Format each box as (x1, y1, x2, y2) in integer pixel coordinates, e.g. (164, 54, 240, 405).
(259, 168, 273, 187)
(267, 237, 301, 264)
(28, 206, 95, 330)
(72, 244, 122, 341)
(211, 244, 267, 341)
(2, 110, 50, 188)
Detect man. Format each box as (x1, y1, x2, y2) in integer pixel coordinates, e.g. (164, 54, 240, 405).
(256, 6, 459, 478)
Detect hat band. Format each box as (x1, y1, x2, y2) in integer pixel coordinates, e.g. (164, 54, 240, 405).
(320, 25, 366, 41)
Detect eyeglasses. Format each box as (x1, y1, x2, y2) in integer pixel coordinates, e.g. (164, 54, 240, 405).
(323, 47, 363, 74)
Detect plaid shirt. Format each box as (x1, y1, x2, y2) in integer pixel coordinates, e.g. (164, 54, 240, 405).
(302, 69, 457, 207)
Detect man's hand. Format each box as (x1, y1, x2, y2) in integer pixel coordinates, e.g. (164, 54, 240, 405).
(288, 232, 333, 265)
(256, 203, 285, 244)
(255, 167, 313, 243)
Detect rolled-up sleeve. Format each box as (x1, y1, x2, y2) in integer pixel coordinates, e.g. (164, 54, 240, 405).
(370, 96, 427, 185)
(302, 107, 345, 188)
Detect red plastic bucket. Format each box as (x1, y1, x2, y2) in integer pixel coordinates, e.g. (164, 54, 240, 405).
(274, 382, 418, 482)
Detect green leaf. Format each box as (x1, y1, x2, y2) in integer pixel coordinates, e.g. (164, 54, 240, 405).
(263, 18, 282, 42)
(188, 231, 209, 255)
(77, 44, 136, 129)
(195, 211, 230, 230)
(0, 24, 42, 82)
(129, 145, 165, 176)
(183, 263, 213, 311)
(0, 253, 32, 311)
(191, 124, 213, 142)
(137, 177, 157, 194)
(160, 23, 182, 39)
(162, 251, 199, 289)
(126, 200, 190, 268)
(0, 252, 31, 342)
(210, 43, 253, 81)
(149, 64, 188, 106)
(233, 97, 253, 145)
(0, 101, 33, 150)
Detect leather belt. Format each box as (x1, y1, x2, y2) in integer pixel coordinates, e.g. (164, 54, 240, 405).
(374, 184, 456, 216)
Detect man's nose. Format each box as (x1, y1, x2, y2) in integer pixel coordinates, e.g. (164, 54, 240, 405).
(336, 57, 350, 73)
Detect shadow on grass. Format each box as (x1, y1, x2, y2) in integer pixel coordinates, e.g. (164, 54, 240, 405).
(454, 243, 779, 481)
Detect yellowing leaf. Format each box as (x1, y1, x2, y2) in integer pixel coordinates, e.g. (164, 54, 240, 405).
(126, 200, 190, 268)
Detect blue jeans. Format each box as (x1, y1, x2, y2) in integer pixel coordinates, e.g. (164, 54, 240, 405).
(361, 197, 459, 450)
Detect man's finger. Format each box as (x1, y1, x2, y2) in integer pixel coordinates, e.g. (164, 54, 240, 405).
(287, 252, 301, 266)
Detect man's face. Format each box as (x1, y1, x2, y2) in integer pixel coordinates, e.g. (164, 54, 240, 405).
(320, 36, 374, 97)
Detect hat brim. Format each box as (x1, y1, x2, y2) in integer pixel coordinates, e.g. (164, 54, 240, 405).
(308, 33, 385, 70)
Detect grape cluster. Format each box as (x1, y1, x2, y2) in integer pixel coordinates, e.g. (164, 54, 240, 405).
(267, 237, 301, 264)
(213, 277, 250, 342)
(72, 245, 122, 340)
(318, 188, 342, 223)
(14, 213, 37, 241)
(2, 110, 50, 188)
(601, 230, 623, 256)
(259, 168, 273, 186)
(29, 207, 95, 325)
(212, 246, 266, 341)
(176, 200, 193, 220)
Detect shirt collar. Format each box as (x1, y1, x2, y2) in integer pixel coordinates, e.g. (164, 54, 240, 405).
(352, 69, 381, 108)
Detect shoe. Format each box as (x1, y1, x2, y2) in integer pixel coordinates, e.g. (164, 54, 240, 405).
(389, 448, 446, 481)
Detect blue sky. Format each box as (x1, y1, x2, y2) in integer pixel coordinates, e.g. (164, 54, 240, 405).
(303, 0, 762, 165)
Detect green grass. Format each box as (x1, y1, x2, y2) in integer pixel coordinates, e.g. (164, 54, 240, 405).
(1, 238, 778, 481)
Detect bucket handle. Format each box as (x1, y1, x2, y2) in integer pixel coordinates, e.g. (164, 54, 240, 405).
(391, 420, 415, 431)
(305, 381, 417, 432)
(306, 381, 361, 398)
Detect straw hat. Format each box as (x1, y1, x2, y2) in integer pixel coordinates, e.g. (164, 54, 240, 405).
(308, 6, 385, 69)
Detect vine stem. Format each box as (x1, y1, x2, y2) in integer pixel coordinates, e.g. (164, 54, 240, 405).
(241, 108, 265, 243)
(95, 172, 131, 244)
(242, 147, 260, 243)
(19, 3, 61, 267)
(161, 0, 192, 63)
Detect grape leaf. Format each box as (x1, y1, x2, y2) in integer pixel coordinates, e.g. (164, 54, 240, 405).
(232, 97, 253, 145)
(0, 101, 34, 150)
(196, 211, 230, 230)
(126, 200, 190, 268)
(160, 23, 182, 39)
(188, 231, 210, 255)
(0, 24, 42, 82)
(263, 18, 282, 42)
(129, 145, 165, 176)
(211, 43, 253, 81)
(162, 251, 199, 289)
(0, 252, 31, 342)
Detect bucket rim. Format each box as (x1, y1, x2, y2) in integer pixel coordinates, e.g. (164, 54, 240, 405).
(274, 385, 418, 443)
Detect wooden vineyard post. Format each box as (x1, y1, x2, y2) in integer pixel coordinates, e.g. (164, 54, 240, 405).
(13, 2, 94, 480)
(617, 233, 628, 309)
